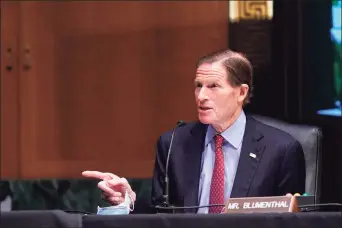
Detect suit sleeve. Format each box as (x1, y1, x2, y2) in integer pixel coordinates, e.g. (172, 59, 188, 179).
(130, 136, 169, 214)
(277, 140, 306, 195)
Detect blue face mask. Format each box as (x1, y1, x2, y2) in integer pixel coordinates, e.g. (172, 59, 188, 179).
(97, 191, 132, 215)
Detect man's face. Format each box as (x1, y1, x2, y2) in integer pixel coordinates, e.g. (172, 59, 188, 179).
(194, 62, 247, 130)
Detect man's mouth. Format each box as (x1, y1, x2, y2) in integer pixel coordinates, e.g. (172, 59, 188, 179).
(199, 106, 212, 111)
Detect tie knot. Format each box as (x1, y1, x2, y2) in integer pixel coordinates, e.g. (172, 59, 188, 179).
(215, 134, 224, 147)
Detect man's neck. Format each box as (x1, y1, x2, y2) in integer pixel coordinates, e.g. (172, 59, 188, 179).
(212, 109, 242, 133)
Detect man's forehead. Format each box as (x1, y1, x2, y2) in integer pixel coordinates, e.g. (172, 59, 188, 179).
(197, 62, 222, 71)
(196, 62, 226, 78)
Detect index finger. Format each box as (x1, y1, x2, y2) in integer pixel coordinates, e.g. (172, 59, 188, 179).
(82, 171, 118, 180)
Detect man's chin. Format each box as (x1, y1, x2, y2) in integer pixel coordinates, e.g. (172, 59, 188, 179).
(198, 116, 213, 125)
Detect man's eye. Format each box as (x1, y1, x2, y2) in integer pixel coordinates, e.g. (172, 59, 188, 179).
(195, 83, 202, 88)
(209, 84, 218, 88)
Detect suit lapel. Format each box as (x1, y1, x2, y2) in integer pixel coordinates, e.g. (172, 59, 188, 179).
(231, 115, 266, 198)
(183, 122, 207, 213)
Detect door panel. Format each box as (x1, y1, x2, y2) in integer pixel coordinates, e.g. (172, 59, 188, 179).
(1, 1, 20, 178)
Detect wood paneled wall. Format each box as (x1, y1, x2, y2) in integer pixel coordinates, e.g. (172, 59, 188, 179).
(1, 1, 228, 179)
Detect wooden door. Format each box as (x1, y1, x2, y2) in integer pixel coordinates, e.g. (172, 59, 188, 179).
(1, 1, 20, 178)
(18, 1, 228, 178)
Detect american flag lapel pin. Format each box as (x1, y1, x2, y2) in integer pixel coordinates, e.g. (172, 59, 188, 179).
(249, 153, 256, 158)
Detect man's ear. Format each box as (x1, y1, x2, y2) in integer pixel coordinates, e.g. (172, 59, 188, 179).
(237, 84, 249, 103)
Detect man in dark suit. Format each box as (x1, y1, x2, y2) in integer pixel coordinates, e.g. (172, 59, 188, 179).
(82, 49, 306, 214)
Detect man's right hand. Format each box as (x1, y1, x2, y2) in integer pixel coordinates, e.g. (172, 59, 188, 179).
(82, 171, 136, 206)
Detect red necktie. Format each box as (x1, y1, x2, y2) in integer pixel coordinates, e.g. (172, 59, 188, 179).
(209, 134, 225, 213)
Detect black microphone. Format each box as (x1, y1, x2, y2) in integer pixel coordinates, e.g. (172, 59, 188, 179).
(162, 120, 185, 208)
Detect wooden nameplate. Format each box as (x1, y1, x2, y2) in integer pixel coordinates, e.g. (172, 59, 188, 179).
(223, 196, 298, 213)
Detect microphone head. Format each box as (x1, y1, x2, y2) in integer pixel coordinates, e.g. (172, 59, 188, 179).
(177, 120, 185, 126)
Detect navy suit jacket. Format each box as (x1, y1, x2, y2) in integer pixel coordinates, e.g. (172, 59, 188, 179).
(149, 114, 306, 213)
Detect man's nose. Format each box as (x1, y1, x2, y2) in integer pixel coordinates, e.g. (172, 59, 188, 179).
(197, 87, 208, 101)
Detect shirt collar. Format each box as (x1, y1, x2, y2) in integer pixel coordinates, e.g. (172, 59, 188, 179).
(204, 110, 246, 149)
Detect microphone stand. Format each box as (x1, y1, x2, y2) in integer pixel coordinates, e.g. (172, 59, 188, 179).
(160, 121, 185, 214)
